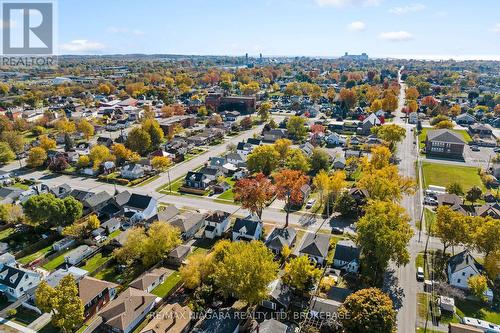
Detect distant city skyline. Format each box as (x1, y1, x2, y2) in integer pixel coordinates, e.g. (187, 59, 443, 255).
(40, 0, 500, 60)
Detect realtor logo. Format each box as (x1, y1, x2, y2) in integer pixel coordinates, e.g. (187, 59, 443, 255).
(2, 1, 54, 55)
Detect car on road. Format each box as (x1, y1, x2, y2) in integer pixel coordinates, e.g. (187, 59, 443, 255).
(494, 147, 500, 153)
(471, 145, 480, 151)
(331, 227, 344, 234)
(305, 199, 316, 209)
(416, 266, 425, 281)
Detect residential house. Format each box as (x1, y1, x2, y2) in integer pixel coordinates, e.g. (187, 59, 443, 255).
(49, 183, 72, 198)
(261, 278, 292, 312)
(167, 245, 191, 266)
(83, 191, 113, 215)
(468, 123, 496, 146)
(101, 218, 121, 235)
(121, 192, 158, 223)
(232, 214, 263, 241)
(97, 137, 114, 147)
(169, 212, 205, 240)
(140, 303, 193, 333)
(225, 152, 246, 167)
(184, 171, 210, 190)
(157, 205, 180, 222)
(98, 287, 157, 333)
(265, 227, 297, 254)
(191, 309, 240, 333)
(332, 156, 346, 170)
(300, 142, 315, 157)
(310, 287, 353, 321)
(252, 319, 288, 333)
(262, 129, 288, 143)
(64, 245, 98, 266)
(52, 237, 75, 252)
(474, 203, 500, 219)
(437, 193, 464, 207)
(447, 250, 483, 289)
(199, 166, 223, 182)
(425, 129, 466, 159)
(333, 240, 360, 273)
(0, 187, 23, 204)
(455, 113, 476, 125)
(236, 141, 257, 156)
(0, 264, 41, 300)
(296, 232, 331, 266)
(121, 164, 145, 180)
(79, 276, 118, 320)
(129, 268, 173, 293)
(325, 132, 346, 146)
(299, 184, 311, 206)
(204, 210, 231, 239)
(357, 113, 381, 135)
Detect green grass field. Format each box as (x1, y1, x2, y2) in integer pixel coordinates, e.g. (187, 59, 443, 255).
(81, 252, 112, 273)
(151, 271, 182, 298)
(42, 249, 73, 271)
(422, 162, 484, 191)
(455, 299, 500, 325)
(18, 245, 53, 265)
(0, 227, 15, 241)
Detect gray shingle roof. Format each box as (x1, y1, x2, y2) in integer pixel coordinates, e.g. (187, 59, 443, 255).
(426, 129, 465, 144)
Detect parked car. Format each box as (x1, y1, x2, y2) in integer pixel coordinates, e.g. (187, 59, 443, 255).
(331, 227, 344, 234)
(471, 145, 480, 151)
(416, 266, 425, 281)
(494, 147, 500, 153)
(305, 199, 316, 209)
(424, 197, 438, 206)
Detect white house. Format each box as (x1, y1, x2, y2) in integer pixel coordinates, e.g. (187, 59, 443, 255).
(120, 164, 145, 180)
(0, 264, 41, 300)
(120, 192, 158, 223)
(325, 133, 346, 146)
(232, 215, 263, 241)
(447, 250, 483, 289)
(204, 210, 231, 239)
(64, 245, 98, 266)
(333, 240, 360, 273)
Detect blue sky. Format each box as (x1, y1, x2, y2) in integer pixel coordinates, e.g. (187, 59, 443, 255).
(53, 0, 500, 59)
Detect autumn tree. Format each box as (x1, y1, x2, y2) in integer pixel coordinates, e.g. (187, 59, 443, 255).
(372, 124, 406, 152)
(0, 142, 15, 164)
(54, 118, 76, 134)
(1, 131, 24, 155)
(212, 240, 278, 305)
(126, 127, 152, 155)
(179, 252, 214, 289)
(382, 93, 398, 113)
(247, 145, 280, 175)
(274, 169, 309, 227)
(286, 116, 307, 141)
(233, 173, 275, 218)
(89, 144, 115, 170)
(285, 148, 310, 172)
(26, 147, 47, 168)
(142, 119, 164, 148)
(258, 101, 272, 122)
(356, 200, 413, 286)
(111, 143, 139, 165)
(405, 86, 419, 100)
(283, 255, 321, 290)
(338, 288, 396, 333)
(0, 204, 23, 224)
(39, 135, 56, 151)
(339, 88, 357, 110)
(35, 275, 84, 333)
(313, 170, 330, 208)
(470, 216, 500, 256)
(274, 138, 292, 165)
(151, 156, 172, 172)
(434, 206, 468, 253)
(357, 164, 415, 201)
(77, 119, 94, 140)
(468, 275, 488, 301)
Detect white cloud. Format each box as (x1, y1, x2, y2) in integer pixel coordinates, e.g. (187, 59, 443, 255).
(60, 40, 105, 53)
(492, 23, 500, 34)
(389, 3, 425, 14)
(347, 21, 366, 31)
(107, 26, 144, 36)
(314, 0, 380, 8)
(379, 31, 413, 42)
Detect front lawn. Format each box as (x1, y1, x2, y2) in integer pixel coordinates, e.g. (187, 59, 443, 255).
(18, 245, 53, 265)
(424, 208, 436, 233)
(422, 162, 484, 191)
(455, 299, 500, 325)
(151, 271, 182, 298)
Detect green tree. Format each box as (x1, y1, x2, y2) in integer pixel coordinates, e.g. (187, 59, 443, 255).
(356, 200, 413, 286)
(142, 119, 164, 148)
(335, 190, 358, 217)
(283, 256, 321, 290)
(371, 124, 406, 152)
(0, 204, 23, 224)
(212, 240, 278, 305)
(23, 193, 82, 227)
(338, 288, 396, 333)
(77, 119, 94, 140)
(310, 147, 330, 174)
(466, 186, 482, 205)
(247, 145, 280, 175)
(446, 182, 464, 196)
(285, 148, 310, 172)
(287, 116, 307, 141)
(1, 131, 24, 154)
(26, 147, 47, 168)
(126, 127, 152, 155)
(434, 206, 468, 253)
(257, 102, 272, 121)
(0, 142, 15, 163)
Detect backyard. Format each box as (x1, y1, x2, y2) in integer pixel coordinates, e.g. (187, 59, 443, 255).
(151, 271, 182, 298)
(422, 162, 484, 191)
(42, 248, 73, 271)
(18, 245, 53, 265)
(80, 252, 112, 273)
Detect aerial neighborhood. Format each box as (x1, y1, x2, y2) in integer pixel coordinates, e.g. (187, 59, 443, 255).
(0, 51, 498, 333)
